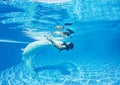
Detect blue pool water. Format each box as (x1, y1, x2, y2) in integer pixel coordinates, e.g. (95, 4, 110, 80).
(0, 0, 120, 85)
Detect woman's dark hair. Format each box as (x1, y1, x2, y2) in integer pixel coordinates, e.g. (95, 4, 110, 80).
(68, 42, 74, 49)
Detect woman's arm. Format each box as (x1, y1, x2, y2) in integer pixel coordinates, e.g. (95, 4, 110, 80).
(45, 37, 66, 51)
